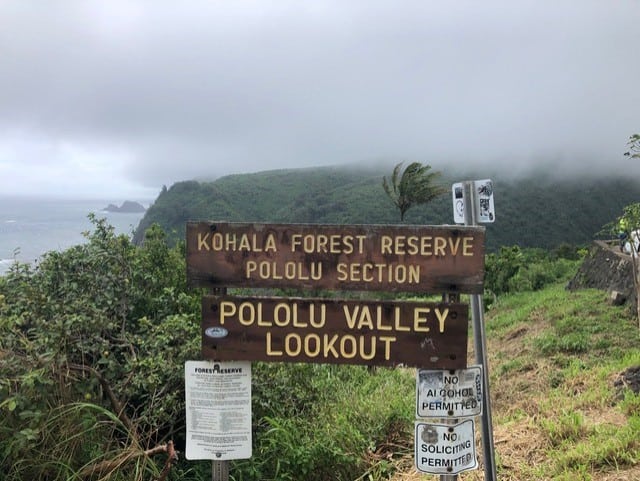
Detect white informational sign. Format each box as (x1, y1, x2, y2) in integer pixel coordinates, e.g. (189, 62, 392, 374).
(452, 182, 465, 224)
(451, 179, 495, 224)
(416, 365, 483, 418)
(474, 179, 495, 223)
(185, 360, 252, 460)
(415, 419, 478, 475)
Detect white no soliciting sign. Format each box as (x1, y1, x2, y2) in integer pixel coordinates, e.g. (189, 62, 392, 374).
(185, 360, 252, 460)
(416, 365, 483, 418)
(415, 419, 478, 475)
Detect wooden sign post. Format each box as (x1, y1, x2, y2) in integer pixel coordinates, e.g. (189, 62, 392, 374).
(186, 221, 487, 480)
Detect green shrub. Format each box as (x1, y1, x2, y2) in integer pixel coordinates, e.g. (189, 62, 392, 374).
(0, 218, 200, 479)
(234, 364, 414, 481)
(0, 219, 417, 481)
(484, 246, 580, 302)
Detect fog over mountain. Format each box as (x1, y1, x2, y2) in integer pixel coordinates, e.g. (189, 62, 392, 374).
(1, 0, 640, 199)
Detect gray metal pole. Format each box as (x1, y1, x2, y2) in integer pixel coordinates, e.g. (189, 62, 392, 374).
(464, 181, 498, 481)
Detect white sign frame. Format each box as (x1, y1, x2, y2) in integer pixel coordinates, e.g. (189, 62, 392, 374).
(415, 419, 478, 475)
(416, 365, 483, 418)
(452, 179, 496, 224)
(452, 182, 465, 224)
(185, 360, 252, 460)
(474, 179, 495, 223)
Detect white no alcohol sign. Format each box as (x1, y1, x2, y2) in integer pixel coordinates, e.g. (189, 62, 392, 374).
(416, 365, 483, 418)
(415, 420, 478, 475)
(185, 360, 252, 460)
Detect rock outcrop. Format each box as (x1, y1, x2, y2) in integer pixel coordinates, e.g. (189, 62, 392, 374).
(567, 240, 636, 307)
(103, 201, 146, 213)
(614, 365, 640, 396)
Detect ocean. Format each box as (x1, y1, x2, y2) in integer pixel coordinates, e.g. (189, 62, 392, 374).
(0, 196, 150, 275)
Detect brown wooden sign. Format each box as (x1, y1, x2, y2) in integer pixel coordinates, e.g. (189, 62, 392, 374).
(201, 295, 469, 369)
(187, 222, 485, 294)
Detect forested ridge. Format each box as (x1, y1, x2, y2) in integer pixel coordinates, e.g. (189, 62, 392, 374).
(133, 165, 640, 250)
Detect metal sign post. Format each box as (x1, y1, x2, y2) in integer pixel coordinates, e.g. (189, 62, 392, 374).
(463, 180, 498, 481)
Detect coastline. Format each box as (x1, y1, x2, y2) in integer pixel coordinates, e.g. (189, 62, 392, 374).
(0, 196, 151, 274)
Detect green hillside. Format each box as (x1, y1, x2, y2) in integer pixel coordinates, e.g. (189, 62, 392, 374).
(133, 166, 640, 250)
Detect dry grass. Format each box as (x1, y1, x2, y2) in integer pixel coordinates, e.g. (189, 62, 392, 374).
(389, 287, 640, 481)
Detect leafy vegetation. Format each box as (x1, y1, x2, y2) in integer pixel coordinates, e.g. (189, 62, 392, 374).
(483, 245, 582, 307)
(134, 166, 640, 252)
(0, 218, 197, 480)
(2, 198, 640, 479)
(624, 133, 640, 160)
(382, 162, 447, 221)
(0, 218, 415, 480)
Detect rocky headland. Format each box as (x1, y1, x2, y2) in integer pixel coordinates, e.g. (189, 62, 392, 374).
(103, 201, 146, 213)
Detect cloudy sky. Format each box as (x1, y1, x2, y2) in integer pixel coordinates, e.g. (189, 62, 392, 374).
(1, 0, 640, 200)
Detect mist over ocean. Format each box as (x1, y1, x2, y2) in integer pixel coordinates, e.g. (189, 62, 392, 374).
(0, 196, 149, 274)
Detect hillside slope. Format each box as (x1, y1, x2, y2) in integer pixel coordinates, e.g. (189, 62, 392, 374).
(133, 166, 640, 250)
(391, 282, 640, 481)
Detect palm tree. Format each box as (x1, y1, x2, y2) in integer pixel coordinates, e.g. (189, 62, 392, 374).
(624, 133, 640, 159)
(382, 162, 447, 221)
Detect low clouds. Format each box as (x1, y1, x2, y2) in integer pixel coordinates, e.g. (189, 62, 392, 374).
(1, 0, 640, 198)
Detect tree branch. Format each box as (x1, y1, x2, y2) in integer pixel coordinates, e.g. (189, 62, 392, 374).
(67, 363, 136, 436)
(156, 441, 179, 481)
